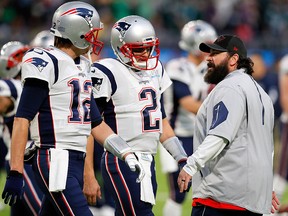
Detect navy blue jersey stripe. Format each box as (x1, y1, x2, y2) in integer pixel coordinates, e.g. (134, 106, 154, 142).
(38, 96, 56, 148)
(44, 51, 59, 84)
(103, 99, 117, 133)
(92, 63, 117, 95)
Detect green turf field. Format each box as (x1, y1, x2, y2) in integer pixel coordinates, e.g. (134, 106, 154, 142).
(1, 153, 286, 216)
(0, 154, 192, 216)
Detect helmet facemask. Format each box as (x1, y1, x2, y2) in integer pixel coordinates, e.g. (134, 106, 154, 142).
(84, 27, 104, 55)
(119, 37, 160, 70)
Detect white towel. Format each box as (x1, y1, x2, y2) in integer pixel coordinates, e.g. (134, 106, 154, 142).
(49, 148, 69, 192)
(135, 153, 155, 205)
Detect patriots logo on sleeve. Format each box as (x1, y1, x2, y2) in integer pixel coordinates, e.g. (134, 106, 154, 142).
(24, 57, 48, 72)
(113, 21, 131, 37)
(61, 8, 93, 23)
(93, 77, 103, 91)
(210, 101, 228, 130)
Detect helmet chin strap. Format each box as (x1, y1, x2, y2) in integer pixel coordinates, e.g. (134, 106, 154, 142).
(87, 48, 93, 64)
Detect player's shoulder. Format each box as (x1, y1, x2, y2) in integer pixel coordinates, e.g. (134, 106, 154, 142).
(93, 58, 120, 67)
(92, 58, 126, 75)
(22, 47, 58, 69)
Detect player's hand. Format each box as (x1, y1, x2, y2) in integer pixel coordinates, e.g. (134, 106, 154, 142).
(83, 174, 101, 205)
(177, 167, 192, 193)
(2, 170, 24, 206)
(124, 153, 145, 183)
(24, 142, 37, 164)
(271, 191, 280, 213)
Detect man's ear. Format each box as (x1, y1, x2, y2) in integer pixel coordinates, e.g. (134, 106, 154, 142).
(229, 53, 239, 67)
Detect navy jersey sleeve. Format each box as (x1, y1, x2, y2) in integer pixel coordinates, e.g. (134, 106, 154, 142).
(160, 95, 166, 119)
(16, 78, 49, 120)
(90, 93, 103, 129)
(173, 80, 191, 99)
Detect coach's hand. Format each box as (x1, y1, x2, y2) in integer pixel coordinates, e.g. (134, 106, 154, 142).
(124, 153, 145, 183)
(178, 166, 192, 193)
(2, 170, 24, 206)
(178, 160, 191, 192)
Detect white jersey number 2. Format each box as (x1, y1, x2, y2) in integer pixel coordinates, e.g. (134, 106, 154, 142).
(140, 88, 160, 132)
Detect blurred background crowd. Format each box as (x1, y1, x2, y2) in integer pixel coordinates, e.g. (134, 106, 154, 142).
(1, 0, 288, 62)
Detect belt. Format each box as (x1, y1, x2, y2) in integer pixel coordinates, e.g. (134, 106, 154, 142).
(38, 149, 86, 160)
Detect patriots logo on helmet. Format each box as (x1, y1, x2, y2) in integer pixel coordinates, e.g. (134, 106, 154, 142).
(113, 21, 131, 37)
(24, 57, 48, 72)
(61, 8, 93, 23)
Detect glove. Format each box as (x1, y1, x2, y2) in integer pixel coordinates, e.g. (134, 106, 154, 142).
(2, 170, 24, 206)
(24, 142, 37, 164)
(124, 154, 145, 183)
(178, 160, 191, 192)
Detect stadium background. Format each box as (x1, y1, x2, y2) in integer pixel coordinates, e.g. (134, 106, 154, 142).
(0, 0, 288, 215)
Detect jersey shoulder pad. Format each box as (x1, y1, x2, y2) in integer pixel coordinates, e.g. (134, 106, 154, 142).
(92, 58, 123, 76)
(23, 48, 52, 72)
(21, 48, 54, 84)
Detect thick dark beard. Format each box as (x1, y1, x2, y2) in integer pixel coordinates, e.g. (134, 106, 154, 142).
(204, 60, 230, 84)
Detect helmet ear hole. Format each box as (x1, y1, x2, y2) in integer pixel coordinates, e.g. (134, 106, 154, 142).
(80, 35, 85, 39)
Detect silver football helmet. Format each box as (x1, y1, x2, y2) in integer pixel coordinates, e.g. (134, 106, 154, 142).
(111, 15, 160, 70)
(50, 1, 103, 55)
(179, 20, 217, 55)
(30, 30, 54, 48)
(0, 41, 30, 79)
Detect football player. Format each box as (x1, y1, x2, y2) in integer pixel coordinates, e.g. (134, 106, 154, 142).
(0, 41, 43, 216)
(90, 15, 188, 216)
(2, 2, 144, 215)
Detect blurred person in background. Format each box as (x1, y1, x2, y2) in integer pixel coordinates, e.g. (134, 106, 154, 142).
(30, 30, 54, 48)
(272, 53, 288, 215)
(250, 53, 281, 121)
(160, 20, 217, 216)
(0, 40, 43, 215)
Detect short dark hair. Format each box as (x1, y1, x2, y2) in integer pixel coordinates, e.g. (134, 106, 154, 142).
(54, 36, 73, 49)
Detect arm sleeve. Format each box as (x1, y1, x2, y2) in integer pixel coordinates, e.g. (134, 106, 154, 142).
(90, 93, 103, 129)
(94, 97, 107, 114)
(183, 135, 228, 176)
(160, 95, 166, 119)
(15, 78, 49, 120)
